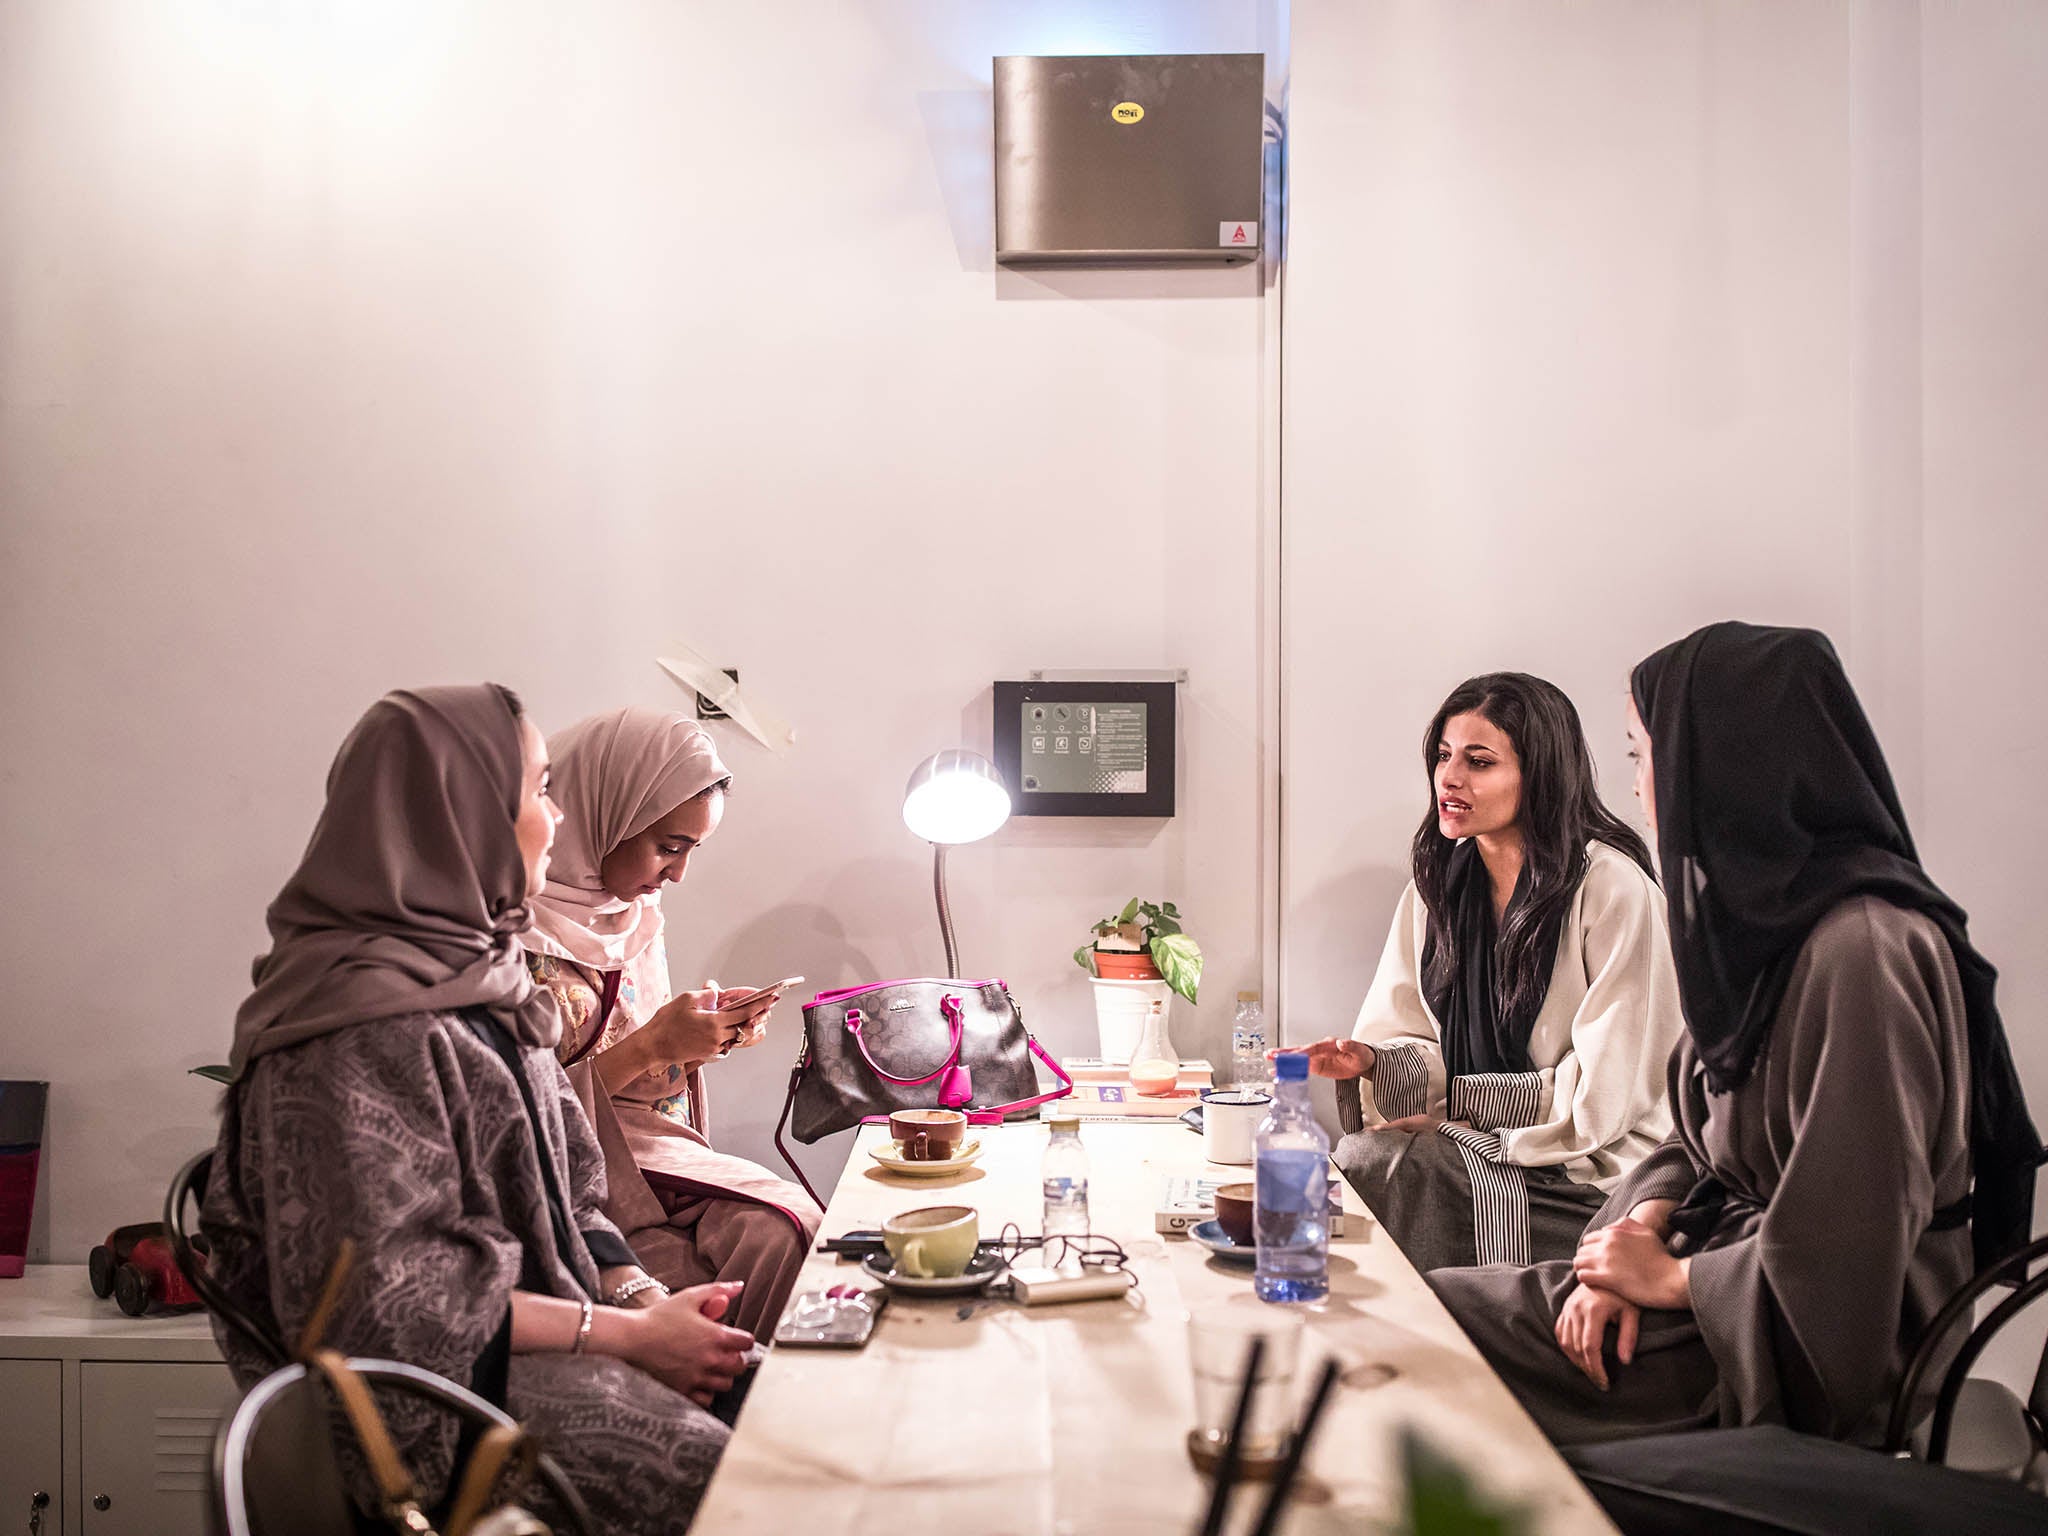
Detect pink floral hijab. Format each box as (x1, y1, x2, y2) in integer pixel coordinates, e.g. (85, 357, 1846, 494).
(231, 685, 558, 1073)
(525, 708, 730, 973)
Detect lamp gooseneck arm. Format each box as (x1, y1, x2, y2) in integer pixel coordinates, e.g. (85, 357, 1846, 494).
(932, 842, 959, 979)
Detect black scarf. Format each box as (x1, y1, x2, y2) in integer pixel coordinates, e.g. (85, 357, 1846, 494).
(1421, 841, 1564, 1080)
(1632, 622, 2042, 1270)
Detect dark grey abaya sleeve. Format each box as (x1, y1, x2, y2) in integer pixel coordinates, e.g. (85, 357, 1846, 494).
(1592, 1130, 1703, 1226)
(538, 1048, 641, 1269)
(1683, 902, 1968, 1437)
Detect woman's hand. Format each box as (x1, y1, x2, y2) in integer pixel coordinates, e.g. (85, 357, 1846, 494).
(594, 986, 783, 1091)
(1572, 1217, 1692, 1312)
(643, 989, 778, 1069)
(709, 984, 782, 1054)
(1294, 1037, 1375, 1080)
(1555, 1282, 1640, 1391)
(1624, 1197, 1679, 1238)
(620, 1282, 755, 1407)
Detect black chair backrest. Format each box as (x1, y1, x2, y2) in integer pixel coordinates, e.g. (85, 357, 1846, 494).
(1884, 1232, 2048, 1463)
(215, 1357, 595, 1536)
(166, 1149, 289, 1368)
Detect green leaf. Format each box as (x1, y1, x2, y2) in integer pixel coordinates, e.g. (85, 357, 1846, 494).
(1073, 945, 1099, 977)
(1161, 902, 1181, 917)
(1401, 1429, 1528, 1536)
(1149, 933, 1203, 1005)
(189, 1064, 235, 1085)
(1147, 912, 1182, 937)
(1118, 897, 1141, 924)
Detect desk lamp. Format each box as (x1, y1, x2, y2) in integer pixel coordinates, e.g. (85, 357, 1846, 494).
(901, 749, 1011, 977)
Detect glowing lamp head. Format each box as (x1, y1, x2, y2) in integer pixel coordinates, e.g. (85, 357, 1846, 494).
(902, 750, 1011, 845)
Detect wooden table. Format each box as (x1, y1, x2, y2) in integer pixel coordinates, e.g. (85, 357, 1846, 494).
(691, 1122, 1617, 1535)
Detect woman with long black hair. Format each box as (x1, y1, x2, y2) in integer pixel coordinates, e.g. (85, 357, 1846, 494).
(1307, 673, 1685, 1273)
(1428, 624, 2042, 1445)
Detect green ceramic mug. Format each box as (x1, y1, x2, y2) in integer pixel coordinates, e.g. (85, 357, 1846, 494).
(882, 1205, 979, 1278)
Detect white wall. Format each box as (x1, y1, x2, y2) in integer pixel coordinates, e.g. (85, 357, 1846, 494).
(1915, 0, 2048, 1386)
(8, 0, 2043, 1398)
(0, 0, 1282, 1255)
(1283, 0, 2047, 1379)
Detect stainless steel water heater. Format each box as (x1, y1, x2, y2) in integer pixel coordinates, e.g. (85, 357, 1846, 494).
(993, 53, 1265, 265)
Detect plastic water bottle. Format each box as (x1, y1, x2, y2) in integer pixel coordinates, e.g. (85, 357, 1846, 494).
(1253, 1052, 1329, 1303)
(1042, 1114, 1091, 1239)
(1231, 990, 1268, 1089)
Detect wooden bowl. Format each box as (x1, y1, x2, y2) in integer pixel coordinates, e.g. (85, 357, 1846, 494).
(1213, 1182, 1257, 1246)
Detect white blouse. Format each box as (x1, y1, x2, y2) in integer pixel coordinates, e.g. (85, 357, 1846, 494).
(1348, 841, 1684, 1192)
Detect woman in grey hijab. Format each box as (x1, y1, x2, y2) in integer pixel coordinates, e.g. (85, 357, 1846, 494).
(205, 685, 745, 1534)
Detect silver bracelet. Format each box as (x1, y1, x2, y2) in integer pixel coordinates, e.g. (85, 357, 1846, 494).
(570, 1296, 595, 1355)
(610, 1274, 670, 1307)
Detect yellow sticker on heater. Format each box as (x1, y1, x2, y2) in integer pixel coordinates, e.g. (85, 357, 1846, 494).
(1111, 101, 1145, 125)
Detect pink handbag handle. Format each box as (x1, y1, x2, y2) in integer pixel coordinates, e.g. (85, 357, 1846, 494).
(842, 997, 965, 1086)
(854, 1035, 1074, 1126)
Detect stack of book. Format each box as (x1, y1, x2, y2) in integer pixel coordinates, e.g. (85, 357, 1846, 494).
(1052, 1058, 1213, 1119)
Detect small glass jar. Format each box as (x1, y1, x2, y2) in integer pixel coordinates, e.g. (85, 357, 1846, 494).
(1129, 999, 1180, 1096)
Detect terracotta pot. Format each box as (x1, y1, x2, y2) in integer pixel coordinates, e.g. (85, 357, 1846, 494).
(1091, 949, 1162, 982)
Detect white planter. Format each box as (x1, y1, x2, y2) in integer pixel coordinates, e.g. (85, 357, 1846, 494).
(1090, 977, 1172, 1065)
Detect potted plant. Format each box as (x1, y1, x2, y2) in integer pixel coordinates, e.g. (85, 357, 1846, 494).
(1074, 898, 1203, 1001)
(1075, 899, 1203, 1064)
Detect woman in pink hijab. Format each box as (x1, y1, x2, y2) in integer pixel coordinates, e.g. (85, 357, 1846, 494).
(527, 707, 822, 1343)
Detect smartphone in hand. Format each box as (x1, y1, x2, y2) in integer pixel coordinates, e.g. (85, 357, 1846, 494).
(720, 976, 805, 1008)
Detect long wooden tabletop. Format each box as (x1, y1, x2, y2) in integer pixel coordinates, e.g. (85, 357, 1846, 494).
(690, 1120, 1616, 1535)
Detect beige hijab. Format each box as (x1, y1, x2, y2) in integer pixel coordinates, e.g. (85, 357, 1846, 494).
(230, 685, 559, 1073)
(525, 708, 730, 972)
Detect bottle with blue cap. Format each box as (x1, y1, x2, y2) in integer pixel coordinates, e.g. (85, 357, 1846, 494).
(1253, 1050, 1330, 1303)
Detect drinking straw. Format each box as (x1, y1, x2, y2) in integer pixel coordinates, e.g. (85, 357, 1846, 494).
(1196, 1335, 1266, 1536)
(1246, 1357, 1341, 1536)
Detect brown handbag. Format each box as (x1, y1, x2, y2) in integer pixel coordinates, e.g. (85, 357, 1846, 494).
(772, 977, 1072, 1205)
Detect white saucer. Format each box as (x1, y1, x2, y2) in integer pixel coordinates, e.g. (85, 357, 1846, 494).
(866, 1138, 984, 1176)
(859, 1249, 1005, 1297)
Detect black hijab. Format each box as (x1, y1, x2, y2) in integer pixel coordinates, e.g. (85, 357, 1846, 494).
(1421, 841, 1565, 1080)
(1632, 622, 2042, 1270)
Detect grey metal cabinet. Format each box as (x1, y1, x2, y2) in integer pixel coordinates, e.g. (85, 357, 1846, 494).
(0, 1268, 233, 1536)
(78, 1362, 238, 1536)
(0, 1359, 63, 1535)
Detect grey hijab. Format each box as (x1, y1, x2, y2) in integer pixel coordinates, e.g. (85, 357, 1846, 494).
(230, 685, 561, 1073)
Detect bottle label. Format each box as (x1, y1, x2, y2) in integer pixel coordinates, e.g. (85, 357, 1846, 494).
(1044, 1176, 1090, 1235)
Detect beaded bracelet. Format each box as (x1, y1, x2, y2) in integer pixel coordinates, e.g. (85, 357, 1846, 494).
(610, 1274, 671, 1307)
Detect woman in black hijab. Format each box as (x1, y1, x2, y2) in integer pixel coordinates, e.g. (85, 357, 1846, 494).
(1429, 623, 2042, 1446)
